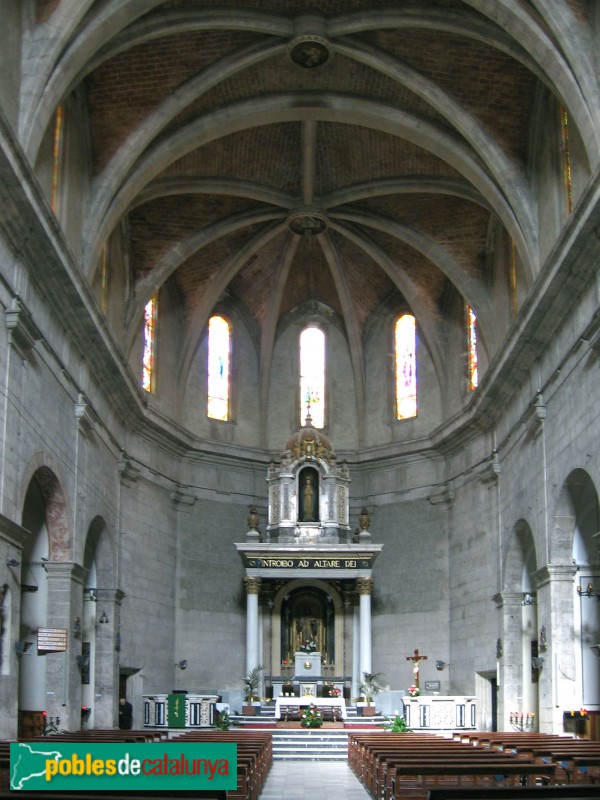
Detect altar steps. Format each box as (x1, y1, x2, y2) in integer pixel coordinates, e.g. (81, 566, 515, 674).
(271, 729, 350, 761)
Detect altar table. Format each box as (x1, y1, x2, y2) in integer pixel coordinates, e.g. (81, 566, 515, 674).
(275, 695, 347, 719)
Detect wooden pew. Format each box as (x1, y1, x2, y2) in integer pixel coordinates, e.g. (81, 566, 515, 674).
(427, 787, 600, 800)
(347, 732, 557, 800)
(2, 729, 271, 800)
(173, 730, 272, 800)
(388, 762, 557, 799)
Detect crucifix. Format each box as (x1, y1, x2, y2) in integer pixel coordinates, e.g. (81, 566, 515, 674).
(406, 648, 428, 688)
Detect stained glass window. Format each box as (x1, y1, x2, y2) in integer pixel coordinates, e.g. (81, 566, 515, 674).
(207, 315, 230, 421)
(467, 305, 479, 391)
(142, 295, 157, 392)
(50, 104, 64, 214)
(395, 314, 417, 420)
(300, 326, 325, 428)
(561, 106, 573, 215)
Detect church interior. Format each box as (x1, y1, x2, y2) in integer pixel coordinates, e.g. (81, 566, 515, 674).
(1, 0, 600, 744)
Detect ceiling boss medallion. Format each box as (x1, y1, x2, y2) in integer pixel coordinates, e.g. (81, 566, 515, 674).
(288, 210, 328, 237)
(289, 35, 331, 69)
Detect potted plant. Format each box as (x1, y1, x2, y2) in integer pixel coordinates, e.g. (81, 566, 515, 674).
(241, 664, 263, 715)
(357, 671, 386, 716)
(214, 710, 240, 731)
(380, 713, 412, 732)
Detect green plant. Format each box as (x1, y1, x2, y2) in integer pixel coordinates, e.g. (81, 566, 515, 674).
(300, 704, 323, 728)
(214, 710, 240, 731)
(241, 664, 263, 701)
(358, 671, 387, 703)
(381, 714, 412, 733)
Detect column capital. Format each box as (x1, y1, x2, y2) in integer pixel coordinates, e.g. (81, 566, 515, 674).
(533, 564, 578, 588)
(493, 591, 525, 609)
(244, 576, 262, 594)
(356, 577, 373, 595)
(44, 561, 88, 585)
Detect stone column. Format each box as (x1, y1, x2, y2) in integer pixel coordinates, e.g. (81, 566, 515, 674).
(94, 588, 125, 729)
(244, 577, 261, 674)
(352, 602, 360, 699)
(357, 577, 373, 678)
(534, 565, 578, 733)
(494, 591, 524, 731)
(44, 562, 88, 730)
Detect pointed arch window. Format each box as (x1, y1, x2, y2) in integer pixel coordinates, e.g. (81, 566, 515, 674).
(467, 304, 479, 391)
(207, 315, 231, 421)
(395, 314, 417, 420)
(299, 326, 325, 428)
(142, 295, 157, 392)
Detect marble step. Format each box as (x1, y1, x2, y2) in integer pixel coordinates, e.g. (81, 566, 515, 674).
(272, 729, 349, 761)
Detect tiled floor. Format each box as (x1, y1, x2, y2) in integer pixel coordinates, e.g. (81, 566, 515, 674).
(259, 761, 371, 799)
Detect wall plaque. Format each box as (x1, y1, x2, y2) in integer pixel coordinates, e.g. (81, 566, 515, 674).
(37, 627, 68, 653)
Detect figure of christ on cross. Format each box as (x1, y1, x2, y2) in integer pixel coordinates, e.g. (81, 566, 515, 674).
(406, 648, 428, 688)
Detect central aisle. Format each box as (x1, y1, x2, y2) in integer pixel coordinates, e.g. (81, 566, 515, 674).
(258, 760, 371, 799)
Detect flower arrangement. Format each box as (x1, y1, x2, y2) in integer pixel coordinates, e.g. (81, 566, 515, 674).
(299, 641, 317, 653)
(407, 684, 420, 697)
(301, 704, 323, 728)
(329, 687, 342, 698)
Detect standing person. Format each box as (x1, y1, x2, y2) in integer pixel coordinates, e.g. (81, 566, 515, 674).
(119, 697, 133, 729)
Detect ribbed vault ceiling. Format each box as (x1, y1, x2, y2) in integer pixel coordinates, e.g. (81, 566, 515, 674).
(22, 0, 600, 425)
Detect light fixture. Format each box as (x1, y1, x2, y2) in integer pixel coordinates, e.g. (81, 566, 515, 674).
(98, 611, 109, 624)
(577, 583, 600, 600)
(86, 588, 97, 602)
(435, 660, 448, 671)
(523, 593, 535, 605)
(175, 660, 188, 670)
(15, 641, 33, 656)
(590, 645, 600, 658)
(531, 656, 544, 670)
(6, 558, 20, 567)
(73, 617, 82, 639)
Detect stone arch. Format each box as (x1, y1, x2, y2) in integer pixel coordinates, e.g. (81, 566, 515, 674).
(20, 457, 72, 563)
(81, 515, 117, 730)
(272, 579, 345, 674)
(553, 468, 599, 565)
(504, 519, 537, 594)
(83, 515, 115, 592)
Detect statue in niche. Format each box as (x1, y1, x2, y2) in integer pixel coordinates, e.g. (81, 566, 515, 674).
(295, 608, 320, 652)
(299, 468, 319, 522)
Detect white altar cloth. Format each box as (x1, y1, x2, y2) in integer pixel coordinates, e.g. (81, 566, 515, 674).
(275, 696, 347, 719)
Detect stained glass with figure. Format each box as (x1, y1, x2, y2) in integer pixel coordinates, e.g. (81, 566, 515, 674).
(142, 296, 157, 392)
(467, 305, 479, 391)
(208, 315, 230, 421)
(300, 327, 325, 428)
(395, 314, 417, 420)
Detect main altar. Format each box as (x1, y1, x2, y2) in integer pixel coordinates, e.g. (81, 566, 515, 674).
(236, 416, 383, 701)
